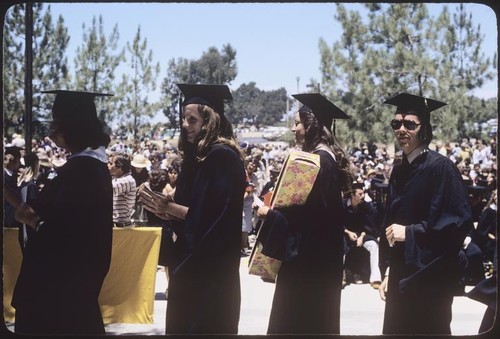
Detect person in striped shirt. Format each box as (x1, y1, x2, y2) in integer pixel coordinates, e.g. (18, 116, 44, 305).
(108, 153, 137, 227)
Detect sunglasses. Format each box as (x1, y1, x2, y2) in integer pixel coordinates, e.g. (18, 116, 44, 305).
(390, 119, 421, 131)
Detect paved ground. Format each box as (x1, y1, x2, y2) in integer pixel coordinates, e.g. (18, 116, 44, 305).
(103, 255, 489, 336)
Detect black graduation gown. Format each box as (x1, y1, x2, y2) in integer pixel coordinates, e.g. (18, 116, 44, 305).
(259, 149, 344, 334)
(473, 206, 497, 262)
(379, 150, 472, 334)
(165, 144, 245, 334)
(12, 156, 113, 335)
(465, 236, 497, 334)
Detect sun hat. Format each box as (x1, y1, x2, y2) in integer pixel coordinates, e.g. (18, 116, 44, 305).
(131, 154, 151, 168)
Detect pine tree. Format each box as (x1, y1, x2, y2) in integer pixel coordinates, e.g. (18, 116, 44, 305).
(433, 3, 497, 140)
(3, 3, 70, 138)
(116, 26, 160, 140)
(73, 15, 124, 127)
(318, 3, 497, 145)
(319, 3, 382, 145)
(3, 4, 25, 136)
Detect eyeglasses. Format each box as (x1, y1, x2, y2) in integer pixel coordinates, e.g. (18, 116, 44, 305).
(390, 119, 421, 131)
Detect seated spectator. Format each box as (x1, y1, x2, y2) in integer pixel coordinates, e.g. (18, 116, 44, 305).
(343, 183, 382, 289)
(473, 190, 497, 265)
(467, 184, 489, 223)
(460, 229, 488, 288)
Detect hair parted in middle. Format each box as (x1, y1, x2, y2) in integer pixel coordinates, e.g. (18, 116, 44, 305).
(298, 109, 354, 192)
(178, 104, 245, 167)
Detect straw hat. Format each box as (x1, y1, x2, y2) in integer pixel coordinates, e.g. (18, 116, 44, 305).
(131, 154, 151, 168)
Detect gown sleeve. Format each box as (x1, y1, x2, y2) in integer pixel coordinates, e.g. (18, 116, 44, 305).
(259, 150, 342, 262)
(404, 157, 472, 266)
(259, 207, 300, 261)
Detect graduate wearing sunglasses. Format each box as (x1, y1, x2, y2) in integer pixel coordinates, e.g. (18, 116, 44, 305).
(378, 93, 472, 334)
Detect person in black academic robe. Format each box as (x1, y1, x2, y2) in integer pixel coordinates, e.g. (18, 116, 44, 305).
(465, 210, 497, 334)
(139, 83, 246, 334)
(458, 191, 497, 289)
(256, 93, 352, 334)
(472, 191, 497, 264)
(379, 93, 472, 334)
(11, 90, 114, 335)
(343, 183, 382, 287)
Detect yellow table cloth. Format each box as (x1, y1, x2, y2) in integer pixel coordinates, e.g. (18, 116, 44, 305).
(3, 227, 162, 325)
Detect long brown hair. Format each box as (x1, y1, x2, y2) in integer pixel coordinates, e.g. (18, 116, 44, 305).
(178, 104, 245, 166)
(298, 110, 354, 192)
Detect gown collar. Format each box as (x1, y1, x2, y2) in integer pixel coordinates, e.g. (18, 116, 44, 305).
(68, 146, 108, 163)
(314, 143, 337, 161)
(406, 145, 428, 164)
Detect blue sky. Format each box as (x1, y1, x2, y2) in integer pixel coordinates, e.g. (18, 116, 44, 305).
(33, 2, 499, 100)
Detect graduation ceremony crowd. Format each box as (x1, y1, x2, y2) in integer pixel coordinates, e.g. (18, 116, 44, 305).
(3, 85, 498, 336)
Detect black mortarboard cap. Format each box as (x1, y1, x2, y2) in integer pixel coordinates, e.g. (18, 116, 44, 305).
(42, 90, 113, 123)
(177, 83, 232, 116)
(292, 93, 349, 131)
(383, 92, 446, 120)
